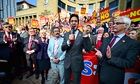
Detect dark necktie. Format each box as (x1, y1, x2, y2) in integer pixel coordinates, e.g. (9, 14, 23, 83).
(28, 38, 33, 50)
(7, 33, 11, 42)
(109, 36, 118, 47)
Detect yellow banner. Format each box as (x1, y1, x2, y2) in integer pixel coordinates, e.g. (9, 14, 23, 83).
(100, 7, 110, 22)
(8, 17, 15, 25)
(31, 19, 39, 28)
(81, 7, 86, 14)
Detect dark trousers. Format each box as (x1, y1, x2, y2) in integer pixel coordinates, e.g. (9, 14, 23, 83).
(64, 67, 81, 84)
(26, 54, 36, 73)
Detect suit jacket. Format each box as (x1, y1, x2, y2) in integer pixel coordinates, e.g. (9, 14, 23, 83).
(0, 32, 23, 59)
(98, 35, 139, 84)
(90, 34, 96, 50)
(20, 31, 28, 42)
(0, 31, 25, 68)
(0, 32, 10, 60)
(47, 36, 66, 64)
(23, 36, 38, 56)
(36, 38, 50, 60)
(62, 30, 92, 72)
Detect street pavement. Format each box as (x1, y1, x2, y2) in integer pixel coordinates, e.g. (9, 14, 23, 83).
(12, 74, 42, 84)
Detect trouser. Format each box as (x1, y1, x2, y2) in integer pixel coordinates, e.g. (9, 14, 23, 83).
(64, 67, 81, 84)
(26, 54, 36, 73)
(49, 62, 64, 84)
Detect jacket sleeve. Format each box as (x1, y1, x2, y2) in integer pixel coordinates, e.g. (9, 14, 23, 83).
(58, 38, 66, 61)
(58, 50, 66, 61)
(82, 37, 92, 52)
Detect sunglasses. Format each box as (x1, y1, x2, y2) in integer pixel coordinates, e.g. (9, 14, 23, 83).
(4, 26, 11, 28)
(129, 33, 136, 35)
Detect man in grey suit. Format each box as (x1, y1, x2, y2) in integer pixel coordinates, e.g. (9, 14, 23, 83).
(62, 14, 92, 84)
(95, 16, 139, 84)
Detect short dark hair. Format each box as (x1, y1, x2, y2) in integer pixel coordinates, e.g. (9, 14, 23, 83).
(51, 26, 60, 32)
(69, 14, 79, 23)
(3, 22, 12, 29)
(3, 22, 9, 26)
(86, 25, 92, 29)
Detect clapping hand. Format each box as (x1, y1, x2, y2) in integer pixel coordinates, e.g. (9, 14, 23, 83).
(26, 50, 35, 55)
(106, 46, 111, 59)
(53, 57, 60, 64)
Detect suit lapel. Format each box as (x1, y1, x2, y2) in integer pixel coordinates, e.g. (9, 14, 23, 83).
(57, 38, 61, 50)
(74, 31, 82, 45)
(52, 37, 62, 52)
(111, 35, 127, 51)
(103, 37, 112, 51)
(52, 38, 55, 51)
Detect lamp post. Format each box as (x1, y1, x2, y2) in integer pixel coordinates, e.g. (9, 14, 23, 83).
(0, 0, 4, 20)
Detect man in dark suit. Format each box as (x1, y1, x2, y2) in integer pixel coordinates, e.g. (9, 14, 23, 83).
(23, 28, 38, 78)
(95, 16, 139, 84)
(0, 22, 25, 83)
(0, 23, 12, 84)
(83, 24, 96, 51)
(62, 14, 92, 84)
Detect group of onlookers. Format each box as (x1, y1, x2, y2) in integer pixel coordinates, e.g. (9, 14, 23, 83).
(0, 14, 140, 84)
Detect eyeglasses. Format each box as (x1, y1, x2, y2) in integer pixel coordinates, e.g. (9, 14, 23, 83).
(4, 26, 10, 28)
(53, 30, 60, 32)
(29, 31, 35, 32)
(114, 22, 125, 25)
(70, 20, 78, 23)
(129, 33, 136, 35)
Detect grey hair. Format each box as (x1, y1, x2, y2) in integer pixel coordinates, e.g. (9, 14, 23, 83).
(121, 16, 131, 29)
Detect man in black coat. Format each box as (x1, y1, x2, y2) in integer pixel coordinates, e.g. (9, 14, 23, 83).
(95, 16, 139, 84)
(0, 22, 25, 83)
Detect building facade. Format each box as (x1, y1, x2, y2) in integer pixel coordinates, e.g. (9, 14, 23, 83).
(0, 0, 16, 21)
(16, 0, 58, 27)
(15, 0, 140, 27)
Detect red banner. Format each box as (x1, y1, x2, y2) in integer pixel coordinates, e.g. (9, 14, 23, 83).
(81, 51, 99, 84)
(120, 8, 140, 22)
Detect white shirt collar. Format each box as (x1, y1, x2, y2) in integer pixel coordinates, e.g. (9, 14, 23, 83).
(116, 33, 125, 38)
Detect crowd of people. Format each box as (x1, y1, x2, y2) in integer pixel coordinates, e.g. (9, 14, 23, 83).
(0, 14, 140, 84)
